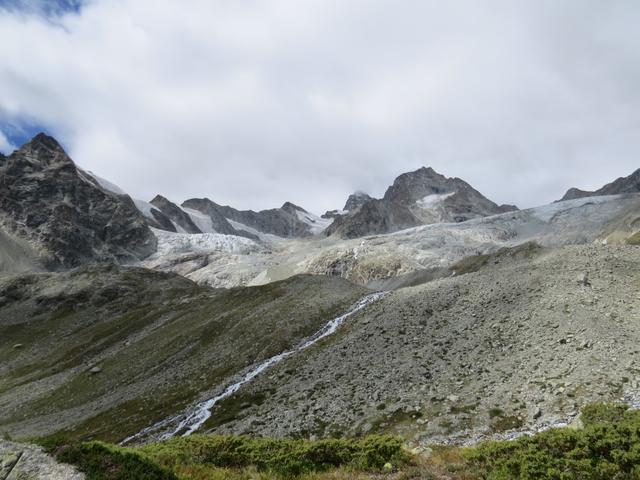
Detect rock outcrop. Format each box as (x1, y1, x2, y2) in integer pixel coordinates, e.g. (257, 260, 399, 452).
(0, 133, 156, 269)
(0, 440, 84, 479)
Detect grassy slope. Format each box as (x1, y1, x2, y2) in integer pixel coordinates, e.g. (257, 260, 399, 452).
(0, 264, 367, 442)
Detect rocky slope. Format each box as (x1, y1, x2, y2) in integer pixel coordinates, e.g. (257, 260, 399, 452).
(559, 168, 640, 201)
(199, 242, 640, 445)
(0, 134, 156, 270)
(0, 265, 366, 442)
(326, 167, 517, 238)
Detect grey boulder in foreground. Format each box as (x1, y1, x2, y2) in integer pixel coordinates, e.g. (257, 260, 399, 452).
(0, 440, 84, 480)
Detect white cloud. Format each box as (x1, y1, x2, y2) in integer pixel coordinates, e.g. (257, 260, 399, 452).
(0, 0, 639, 213)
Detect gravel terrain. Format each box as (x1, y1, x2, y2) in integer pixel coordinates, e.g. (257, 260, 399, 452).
(202, 243, 640, 445)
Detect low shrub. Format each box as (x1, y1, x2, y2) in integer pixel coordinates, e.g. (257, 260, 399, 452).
(41, 434, 408, 479)
(44, 439, 176, 480)
(138, 434, 408, 476)
(464, 403, 640, 479)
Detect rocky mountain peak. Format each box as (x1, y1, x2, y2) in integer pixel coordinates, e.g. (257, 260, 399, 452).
(343, 191, 372, 211)
(326, 166, 516, 238)
(383, 166, 454, 205)
(0, 134, 157, 268)
(15, 132, 71, 167)
(281, 201, 307, 214)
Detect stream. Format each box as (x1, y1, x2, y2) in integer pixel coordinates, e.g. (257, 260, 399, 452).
(121, 291, 387, 444)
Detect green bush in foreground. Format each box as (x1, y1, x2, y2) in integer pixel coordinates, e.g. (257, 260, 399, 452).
(463, 403, 640, 480)
(42, 434, 407, 479)
(138, 434, 407, 476)
(41, 403, 640, 479)
(45, 440, 177, 480)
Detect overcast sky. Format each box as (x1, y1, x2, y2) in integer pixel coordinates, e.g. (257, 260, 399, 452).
(1, 0, 639, 213)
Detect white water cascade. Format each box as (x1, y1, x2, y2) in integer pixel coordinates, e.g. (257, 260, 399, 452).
(121, 291, 387, 444)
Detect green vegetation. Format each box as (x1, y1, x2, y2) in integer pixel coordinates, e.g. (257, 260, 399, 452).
(42, 434, 408, 479)
(35, 403, 640, 479)
(41, 440, 177, 480)
(463, 402, 640, 479)
(488, 408, 504, 419)
(625, 231, 640, 245)
(0, 268, 366, 441)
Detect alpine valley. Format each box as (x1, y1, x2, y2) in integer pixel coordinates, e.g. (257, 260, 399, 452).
(2, 134, 640, 478)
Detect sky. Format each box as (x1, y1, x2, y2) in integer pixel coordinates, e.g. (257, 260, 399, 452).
(0, 1, 639, 213)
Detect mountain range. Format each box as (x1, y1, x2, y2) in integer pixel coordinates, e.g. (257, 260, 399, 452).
(2, 132, 640, 462)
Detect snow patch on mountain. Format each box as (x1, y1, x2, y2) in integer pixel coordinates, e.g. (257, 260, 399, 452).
(295, 210, 333, 234)
(183, 207, 217, 233)
(87, 171, 128, 195)
(133, 199, 158, 219)
(415, 192, 455, 209)
(150, 228, 263, 257)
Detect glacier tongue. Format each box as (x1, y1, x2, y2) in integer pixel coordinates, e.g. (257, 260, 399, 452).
(149, 228, 263, 257)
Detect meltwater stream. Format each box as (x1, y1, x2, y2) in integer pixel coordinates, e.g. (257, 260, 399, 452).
(121, 291, 387, 445)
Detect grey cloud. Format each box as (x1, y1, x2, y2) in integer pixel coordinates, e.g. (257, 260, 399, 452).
(0, 0, 639, 213)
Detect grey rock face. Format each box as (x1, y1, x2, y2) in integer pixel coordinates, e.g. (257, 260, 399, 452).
(0, 133, 156, 269)
(281, 201, 308, 215)
(327, 167, 516, 238)
(383, 167, 516, 220)
(147, 208, 178, 232)
(321, 209, 344, 219)
(327, 199, 421, 238)
(344, 191, 373, 211)
(559, 168, 640, 201)
(183, 198, 315, 238)
(150, 195, 202, 234)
